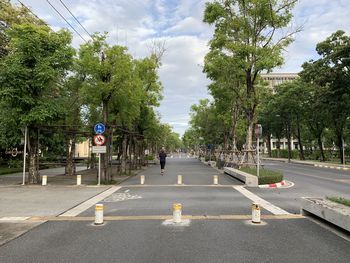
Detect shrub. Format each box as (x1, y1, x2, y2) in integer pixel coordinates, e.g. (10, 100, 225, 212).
(327, 197, 350, 207)
(240, 167, 283, 185)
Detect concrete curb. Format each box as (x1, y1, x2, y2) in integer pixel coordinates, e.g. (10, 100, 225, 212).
(301, 197, 350, 232)
(314, 164, 350, 171)
(224, 167, 258, 187)
(259, 180, 286, 188)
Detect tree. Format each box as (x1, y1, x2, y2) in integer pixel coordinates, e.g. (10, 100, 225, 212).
(0, 24, 74, 183)
(0, 0, 45, 58)
(203, 0, 298, 161)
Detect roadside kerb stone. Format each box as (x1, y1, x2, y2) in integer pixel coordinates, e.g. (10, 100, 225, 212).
(224, 167, 258, 187)
(208, 161, 216, 167)
(301, 197, 350, 232)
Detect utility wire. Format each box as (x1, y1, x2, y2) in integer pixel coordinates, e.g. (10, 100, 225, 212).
(58, 0, 92, 39)
(46, 0, 87, 43)
(17, 0, 47, 25)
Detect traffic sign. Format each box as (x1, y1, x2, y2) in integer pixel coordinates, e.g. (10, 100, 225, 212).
(94, 123, 105, 134)
(93, 134, 106, 146)
(92, 146, 106, 153)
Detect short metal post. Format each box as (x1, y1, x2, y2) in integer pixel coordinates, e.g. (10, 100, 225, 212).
(42, 175, 47, 186)
(77, 174, 81, 186)
(95, 204, 104, 225)
(177, 175, 183, 185)
(213, 175, 218, 185)
(252, 203, 261, 224)
(173, 203, 182, 223)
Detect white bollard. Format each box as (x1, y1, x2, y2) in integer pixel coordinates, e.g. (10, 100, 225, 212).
(95, 204, 104, 225)
(213, 175, 219, 185)
(76, 174, 81, 186)
(140, 175, 145, 185)
(177, 175, 183, 185)
(252, 203, 261, 224)
(42, 175, 47, 186)
(173, 203, 182, 223)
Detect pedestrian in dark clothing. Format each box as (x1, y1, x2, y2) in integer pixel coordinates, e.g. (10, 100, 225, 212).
(158, 147, 167, 175)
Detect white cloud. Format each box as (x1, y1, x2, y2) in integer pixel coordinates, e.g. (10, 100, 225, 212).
(21, 0, 350, 135)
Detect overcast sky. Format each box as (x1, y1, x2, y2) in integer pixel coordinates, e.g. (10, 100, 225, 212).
(19, 0, 350, 136)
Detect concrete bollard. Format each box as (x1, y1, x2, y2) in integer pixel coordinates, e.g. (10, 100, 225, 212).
(94, 204, 104, 225)
(213, 175, 219, 185)
(140, 175, 145, 185)
(173, 203, 182, 223)
(42, 175, 47, 186)
(177, 175, 183, 185)
(251, 203, 261, 224)
(77, 174, 81, 186)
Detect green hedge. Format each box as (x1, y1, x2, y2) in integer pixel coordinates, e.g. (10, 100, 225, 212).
(240, 167, 283, 185)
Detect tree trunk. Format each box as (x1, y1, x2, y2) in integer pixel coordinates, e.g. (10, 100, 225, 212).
(286, 122, 292, 162)
(296, 120, 305, 160)
(266, 134, 272, 157)
(337, 135, 344, 165)
(121, 133, 127, 174)
(65, 137, 76, 176)
(317, 135, 325, 162)
(101, 100, 110, 182)
(277, 138, 281, 158)
(245, 115, 254, 163)
(27, 127, 40, 184)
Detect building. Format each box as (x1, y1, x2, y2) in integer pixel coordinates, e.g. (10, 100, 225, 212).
(260, 73, 299, 91)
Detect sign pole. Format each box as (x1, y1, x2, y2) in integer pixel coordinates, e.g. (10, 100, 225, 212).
(98, 153, 101, 186)
(22, 126, 27, 185)
(257, 136, 260, 178)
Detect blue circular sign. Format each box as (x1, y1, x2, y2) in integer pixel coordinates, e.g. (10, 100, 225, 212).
(94, 123, 105, 134)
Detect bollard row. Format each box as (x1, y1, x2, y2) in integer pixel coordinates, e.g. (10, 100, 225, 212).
(41, 174, 83, 186)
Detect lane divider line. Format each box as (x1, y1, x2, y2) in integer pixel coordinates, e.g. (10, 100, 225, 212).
(233, 186, 290, 215)
(59, 186, 121, 217)
(28, 214, 304, 222)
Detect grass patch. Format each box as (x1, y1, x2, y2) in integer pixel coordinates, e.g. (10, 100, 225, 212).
(327, 197, 350, 207)
(0, 167, 23, 175)
(240, 167, 283, 185)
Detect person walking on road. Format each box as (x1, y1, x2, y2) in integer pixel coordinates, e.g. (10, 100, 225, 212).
(158, 147, 167, 175)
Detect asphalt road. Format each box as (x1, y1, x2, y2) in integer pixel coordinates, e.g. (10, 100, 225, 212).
(250, 160, 350, 214)
(0, 156, 349, 263)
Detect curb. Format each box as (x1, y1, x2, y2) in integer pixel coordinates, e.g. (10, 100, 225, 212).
(314, 164, 350, 171)
(259, 180, 288, 188)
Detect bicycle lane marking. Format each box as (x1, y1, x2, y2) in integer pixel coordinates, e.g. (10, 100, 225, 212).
(233, 186, 290, 215)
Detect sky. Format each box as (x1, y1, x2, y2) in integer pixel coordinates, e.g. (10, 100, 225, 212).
(18, 0, 350, 136)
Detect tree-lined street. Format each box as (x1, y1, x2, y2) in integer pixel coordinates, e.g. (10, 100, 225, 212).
(0, 157, 349, 263)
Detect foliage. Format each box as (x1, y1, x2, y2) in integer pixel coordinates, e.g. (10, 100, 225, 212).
(327, 197, 350, 207)
(202, 0, 298, 152)
(240, 167, 283, 184)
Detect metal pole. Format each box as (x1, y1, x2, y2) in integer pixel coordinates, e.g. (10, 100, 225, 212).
(22, 126, 27, 185)
(342, 137, 345, 168)
(98, 153, 101, 186)
(257, 137, 260, 177)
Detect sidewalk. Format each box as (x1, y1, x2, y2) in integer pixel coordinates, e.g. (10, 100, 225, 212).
(262, 157, 350, 170)
(0, 166, 135, 246)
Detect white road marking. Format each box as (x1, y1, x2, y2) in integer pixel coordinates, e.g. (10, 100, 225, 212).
(59, 186, 121, 217)
(162, 219, 191, 226)
(103, 192, 142, 202)
(233, 186, 290, 215)
(0, 217, 30, 221)
(124, 189, 130, 193)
